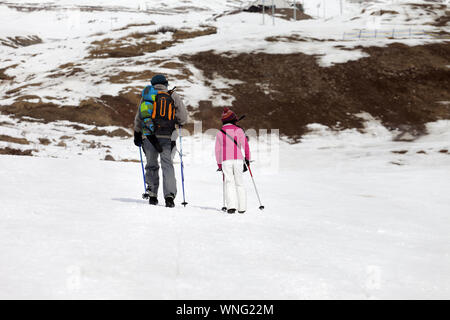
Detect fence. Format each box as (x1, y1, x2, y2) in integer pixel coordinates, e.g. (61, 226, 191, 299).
(342, 28, 449, 40)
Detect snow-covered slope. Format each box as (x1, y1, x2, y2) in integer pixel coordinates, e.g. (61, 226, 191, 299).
(0, 0, 448, 107)
(0, 0, 449, 299)
(1, 123, 450, 299)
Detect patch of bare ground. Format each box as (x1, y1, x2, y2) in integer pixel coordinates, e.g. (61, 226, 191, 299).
(47, 63, 85, 78)
(88, 26, 216, 59)
(0, 134, 29, 145)
(0, 70, 13, 80)
(68, 124, 87, 130)
(433, 11, 450, 27)
(420, 30, 450, 40)
(120, 159, 140, 163)
(265, 35, 333, 42)
(265, 35, 307, 42)
(0, 64, 18, 80)
(104, 155, 115, 161)
(182, 42, 450, 140)
(1, 88, 139, 129)
(16, 116, 44, 123)
(0, 147, 34, 156)
(5, 3, 57, 11)
(81, 140, 111, 149)
(109, 70, 156, 84)
(2, 83, 183, 137)
(5, 82, 42, 96)
(407, 3, 449, 27)
(84, 127, 131, 137)
(173, 6, 208, 12)
(38, 138, 51, 145)
(242, 6, 311, 21)
(56, 141, 67, 147)
(89, 39, 170, 58)
(113, 21, 156, 31)
(109, 64, 192, 84)
(15, 95, 42, 102)
(274, 8, 312, 21)
(172, 27, 217, 41)
(0, 35, 42, 48)
(371, 10, 399, 16)
(160, 61, 184, 69)
(409, 3, 447, 11)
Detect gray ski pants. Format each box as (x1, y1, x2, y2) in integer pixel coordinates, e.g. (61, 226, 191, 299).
(142, 137, 177, 199)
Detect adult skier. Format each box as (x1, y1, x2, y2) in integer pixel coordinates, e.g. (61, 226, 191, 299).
(133, 74, 188, 208)
(215, 108, 251, 214)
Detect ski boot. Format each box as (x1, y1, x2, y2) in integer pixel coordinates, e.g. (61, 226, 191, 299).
(165, 196, 175, 208)
(149, 197, 158, 206)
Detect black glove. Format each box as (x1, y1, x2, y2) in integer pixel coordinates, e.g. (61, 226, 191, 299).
(148, 134, 163, 153)
(134, 131, 143, 147)
(243, 159, 250, 172)
(171, 141, 176, 151)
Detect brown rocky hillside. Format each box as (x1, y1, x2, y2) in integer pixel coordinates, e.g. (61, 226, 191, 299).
(183, 42, 450, 141)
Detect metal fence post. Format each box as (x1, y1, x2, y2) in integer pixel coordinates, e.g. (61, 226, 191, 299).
(294, 0, 297, 21)
(262, 0, 265, 25)
(272, 0, 275, 26)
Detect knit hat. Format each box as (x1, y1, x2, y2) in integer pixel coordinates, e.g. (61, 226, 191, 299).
(151, 74, 168, 86)
(221, 107, 237, 123)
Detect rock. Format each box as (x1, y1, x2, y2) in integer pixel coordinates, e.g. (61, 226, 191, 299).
(104, 155, 115, 161)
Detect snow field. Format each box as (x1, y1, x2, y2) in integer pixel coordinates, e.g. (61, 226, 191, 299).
(1, 122, 449, 299)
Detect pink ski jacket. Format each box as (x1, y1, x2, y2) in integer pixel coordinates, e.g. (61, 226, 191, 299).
(215, 124, 251, 165)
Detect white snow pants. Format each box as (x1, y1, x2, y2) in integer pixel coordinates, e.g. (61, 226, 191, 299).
(222, 159, 247, 212)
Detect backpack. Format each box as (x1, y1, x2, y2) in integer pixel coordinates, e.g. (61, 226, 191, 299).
(142, 85, 158, 102)
(139, 86, 177, 136)
(151, 90, 177, 136)
(139, 86, 158, 136)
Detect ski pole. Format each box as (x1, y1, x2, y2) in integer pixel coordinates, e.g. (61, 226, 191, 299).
(246, 164, 264, 210)
(237, 115, 246, 122)
(139, 146, 149, 199)
(179, 127, 188, 207)
(221, 172, 227, 212)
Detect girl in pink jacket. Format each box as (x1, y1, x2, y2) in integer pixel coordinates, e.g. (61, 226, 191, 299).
(215, 108, 251, 214)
